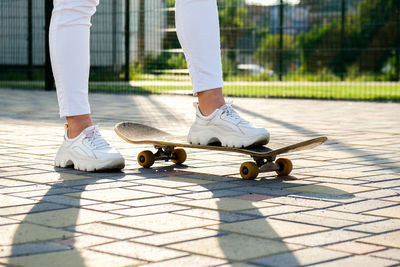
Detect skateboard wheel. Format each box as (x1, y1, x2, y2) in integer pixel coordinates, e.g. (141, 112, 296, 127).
(171, 148, 187, 164)
(137, 150, 155, 168)
(275, 158, 293, 176)
(240, 162, 259, 180)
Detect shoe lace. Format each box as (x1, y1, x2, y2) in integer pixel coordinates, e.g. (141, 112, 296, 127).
(83, 125, 110, 149)
(221, 101, 249, 124)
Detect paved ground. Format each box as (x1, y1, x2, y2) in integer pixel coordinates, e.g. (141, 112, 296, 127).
(0, 88, 400, 267)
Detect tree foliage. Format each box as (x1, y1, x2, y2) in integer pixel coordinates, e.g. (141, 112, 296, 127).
(298, 0, 400, 78)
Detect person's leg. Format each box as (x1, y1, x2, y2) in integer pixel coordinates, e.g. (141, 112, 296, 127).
(175, 0, 225, 116)
(175, 0, 269, 147)
(50, 0, 124, 171)
(50, 0, 96, 138)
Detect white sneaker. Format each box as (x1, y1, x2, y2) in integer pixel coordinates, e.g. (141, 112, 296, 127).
(188, 102, 270, 148)
(55, 125, 125, 171)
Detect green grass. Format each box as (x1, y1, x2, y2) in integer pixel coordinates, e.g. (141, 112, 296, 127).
(1, 81, 400, 101)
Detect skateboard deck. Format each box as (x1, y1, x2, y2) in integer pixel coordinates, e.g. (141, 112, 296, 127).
(115, 122, 327, 179)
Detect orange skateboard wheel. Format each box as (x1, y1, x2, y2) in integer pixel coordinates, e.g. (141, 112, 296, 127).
(137, 150, 155, 168)
(240, 162, 259, 180)
(171, 148, 187, 164)
(275, 158, 293, 176)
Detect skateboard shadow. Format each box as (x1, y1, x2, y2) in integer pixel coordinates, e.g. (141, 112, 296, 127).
(6, 168, 126, 267)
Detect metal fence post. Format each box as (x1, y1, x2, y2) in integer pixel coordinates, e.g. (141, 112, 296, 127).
(340, 0, 346, 80)
(138, 0, 145, 67)
(125, 0, 130, 81)
(279, 0, 284, 81)
(45, 0, 54, 91)
(28, 0, 33, 81)
(112, 0, 117, 72)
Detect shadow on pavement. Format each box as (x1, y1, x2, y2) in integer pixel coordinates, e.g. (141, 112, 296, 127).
(6, 169, 126, 266)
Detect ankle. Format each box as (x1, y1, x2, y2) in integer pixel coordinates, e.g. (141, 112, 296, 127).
(197, 88, 225, 116)
(66, 115, 93, 139)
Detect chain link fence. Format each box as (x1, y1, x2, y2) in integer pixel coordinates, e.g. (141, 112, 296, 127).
(1, 0, 399, 100)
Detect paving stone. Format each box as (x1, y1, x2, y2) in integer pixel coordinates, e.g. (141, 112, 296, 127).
(133, 176, 216, 188)
(358, 230, 400, 248)
(133, 228, 220, 246)
(92, 240, 187, 262)
(209, 218, 327, 239)
(108, 213, 217, 233)
(0, 202, 67, 216)
(311, 255, 398, 267)
(117, 195, 190, 207)
(7, 172, 92, 184)
(182, 166, 240, 176)
(0, 241, 69, 257)
(0, 249, 142, 267)
(66, 188, 160, 202)
(0, 194, 37, 207)
(178, 182, 241, 192)
(10, 208, 121, 228)
(72, 181, 137, 191)
(381, 196, 400, 203)
(264, 196, 338, 208)
(345, 219, 400, 233)
(287, 183, 374, 195)
(140, 255, 227, 267)
(364, 206, 400, 219)
(167, 234, 303, 261)
(354, 189, 398, 199)
(363, 179, 400, 189)
(67, 222, 149, 239)
(239, 205, 311, 217)
(0, 216, 18, 225)
(250, 247, 349, 266)
(331, 199, 397, 213)
(179, 189, 245, 200)
(0, 223, 74, 245)
(0, 178, 34, 187)
(175, 198, 278, 212)
(10, 187, 81, 198)
(0, 184, 50, 194)
(83, 202, 130, 212)
(324, 241, 386, 255)
(111, 203, 189, 217)
(271, 213, 357, 228)
(234, 193, 276, 201)
(32, 195, 99, 207)
(127, 184, 187, 195)
(218, 263, 258, 267)
(57, 234, 113, 249)
(304, 209, 383, 223)
(283, 230, 368, 247)
(174, 208, 255, 223)
(370, 248, 400, 261)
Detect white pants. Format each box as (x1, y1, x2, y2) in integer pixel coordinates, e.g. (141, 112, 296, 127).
(50, 0, 224, 118)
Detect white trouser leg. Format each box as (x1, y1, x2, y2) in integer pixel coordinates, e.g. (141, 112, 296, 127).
(50, 0, 99, 118)
(175, 0, 224, 94)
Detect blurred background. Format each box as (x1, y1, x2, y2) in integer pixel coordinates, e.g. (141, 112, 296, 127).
(0, 0, 399, 100)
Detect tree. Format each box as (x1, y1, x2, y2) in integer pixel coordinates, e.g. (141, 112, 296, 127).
(298, 0, 400, 79)
(255, 34, 297, 74)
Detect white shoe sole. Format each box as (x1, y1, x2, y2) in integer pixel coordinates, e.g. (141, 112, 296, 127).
(188, 125, 269, 148)
(55, 149, 125, 172)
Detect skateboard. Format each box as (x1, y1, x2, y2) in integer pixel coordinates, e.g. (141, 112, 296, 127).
(114, 122, 327, 180)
